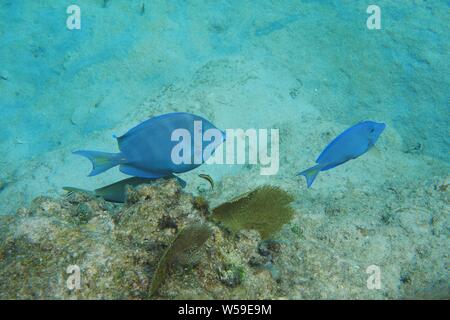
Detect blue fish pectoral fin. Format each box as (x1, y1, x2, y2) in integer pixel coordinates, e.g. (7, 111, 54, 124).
(171, 174, 187, 188)
(297, 164, 323, 188)
(119, 164, 167, 179)
(73, 150, 124, 176)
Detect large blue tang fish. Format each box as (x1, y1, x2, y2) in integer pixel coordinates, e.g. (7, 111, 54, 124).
(298, 121, 386, 188)
(74, 112, 225, 178)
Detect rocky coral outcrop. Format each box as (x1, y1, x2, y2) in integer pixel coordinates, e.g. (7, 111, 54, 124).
(0, 179, 277, 299)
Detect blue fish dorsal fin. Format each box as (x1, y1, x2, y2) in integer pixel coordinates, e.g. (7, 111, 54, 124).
(115, 113, 193, 148)
(115, 118, 153, 147)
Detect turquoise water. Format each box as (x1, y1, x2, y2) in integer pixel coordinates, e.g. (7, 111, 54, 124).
(0, 1, 448, 299)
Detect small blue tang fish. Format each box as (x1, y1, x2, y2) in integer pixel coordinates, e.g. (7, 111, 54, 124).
(298, 121, 386, 188)
(74, 112, 225, 178)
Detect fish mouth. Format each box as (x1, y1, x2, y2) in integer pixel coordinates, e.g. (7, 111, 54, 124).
(373, 122, 386, 142)
(372, 121, 386, 133)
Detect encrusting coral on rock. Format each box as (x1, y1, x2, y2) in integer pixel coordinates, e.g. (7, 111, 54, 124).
(1, 177, 448, 299)
(0, 179, 280, 299)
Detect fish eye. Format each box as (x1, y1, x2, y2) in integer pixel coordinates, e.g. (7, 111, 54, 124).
(370, 128, 375, 133)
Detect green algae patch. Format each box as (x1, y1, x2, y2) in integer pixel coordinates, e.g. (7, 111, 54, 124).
(150, 223, 212, 296)
(210, 186, 295, 239)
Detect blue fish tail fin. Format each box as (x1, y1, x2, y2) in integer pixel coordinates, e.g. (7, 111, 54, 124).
(298, 164, 321, 188)
(73, 150, 124, 176)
